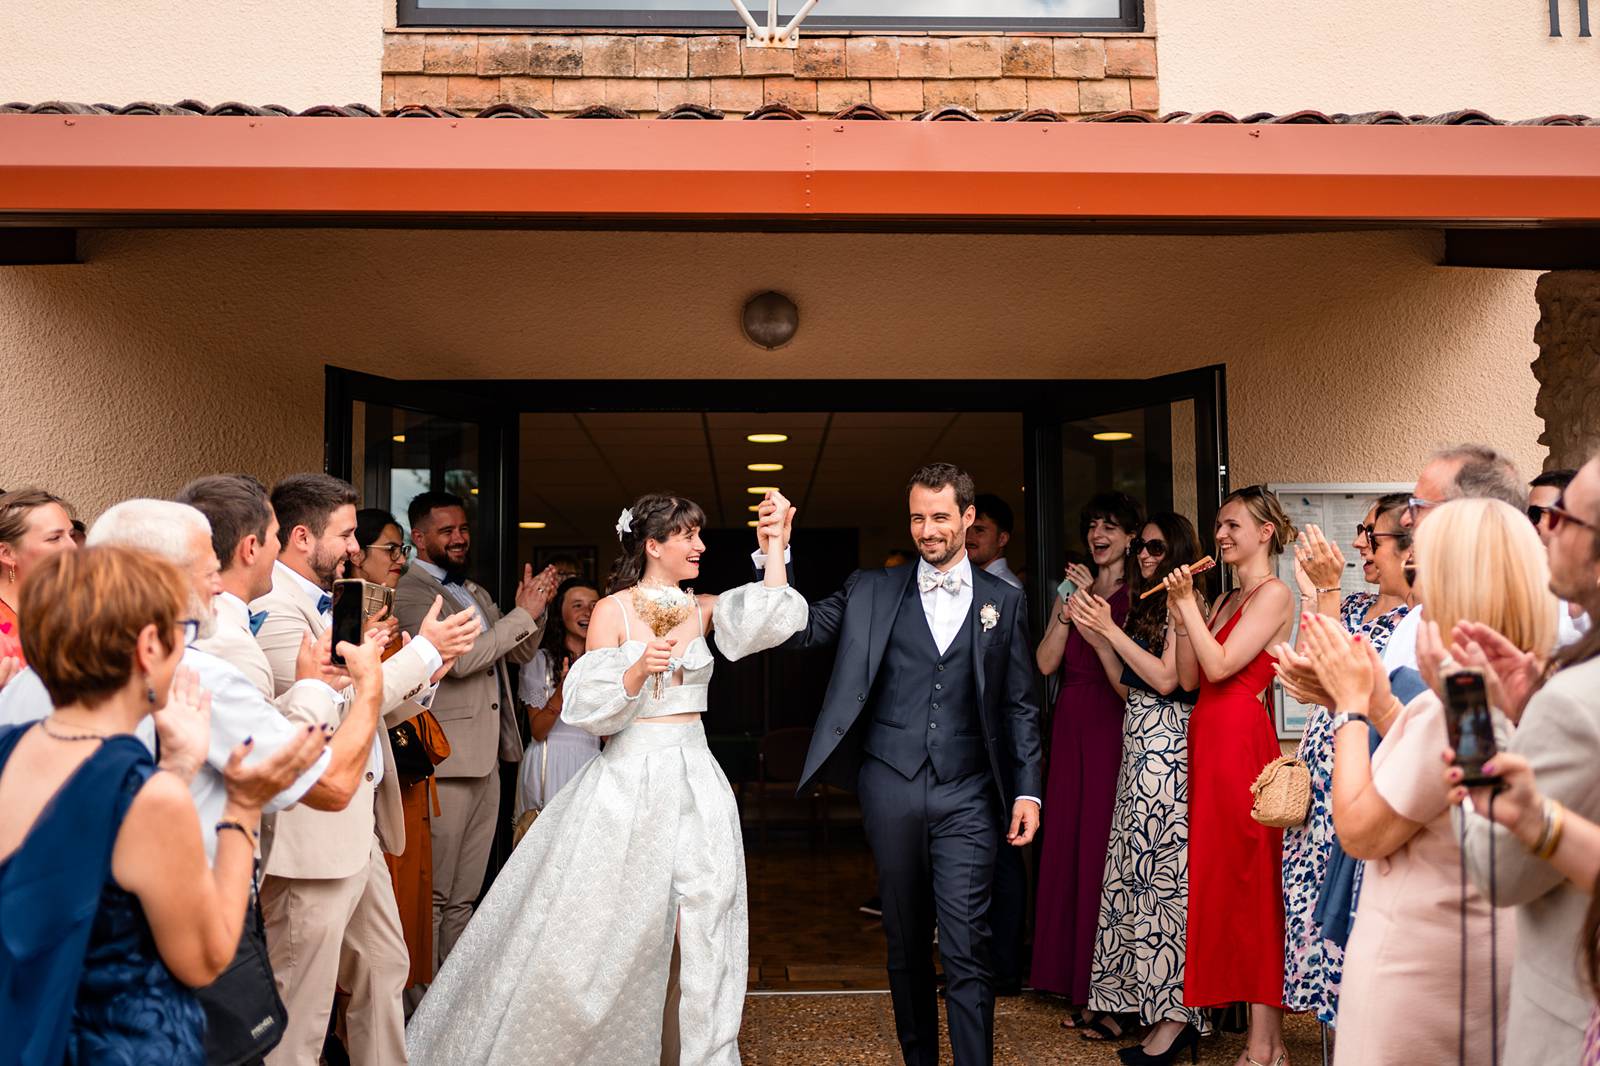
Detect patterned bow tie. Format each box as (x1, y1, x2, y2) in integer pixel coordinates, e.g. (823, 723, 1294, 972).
(919, 570, 962, 595)
(316, 593, 333, 616)
(247, 609, 269, 636)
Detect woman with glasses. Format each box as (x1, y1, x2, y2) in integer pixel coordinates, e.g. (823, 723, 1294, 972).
(1163, 485, 1297, 1066)
(1032, 491, 1141, 1034)
(1072, 513, 1208, 1064)
(353, 508, 434, 991)
(1280, 494, 1413, 1029)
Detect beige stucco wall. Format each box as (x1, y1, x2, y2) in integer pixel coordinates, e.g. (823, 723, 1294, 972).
(0, 0, 384, 109)
(1159, 0, 1598, 117)
(0, 228, 1542, 518)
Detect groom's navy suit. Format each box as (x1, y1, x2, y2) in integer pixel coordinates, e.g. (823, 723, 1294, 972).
(784, 559, 1042, 1066)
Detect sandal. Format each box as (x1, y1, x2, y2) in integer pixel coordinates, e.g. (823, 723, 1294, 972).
(1059, 1009, 1088, 1030)
(1080, 1012, 1140, 1042)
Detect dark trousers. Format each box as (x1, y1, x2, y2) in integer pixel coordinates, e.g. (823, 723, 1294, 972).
(858, 756, 1000, 1066)
(990, 842, 1027, 989)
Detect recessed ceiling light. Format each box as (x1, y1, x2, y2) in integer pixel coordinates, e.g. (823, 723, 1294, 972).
(391, 434, 406, 443)
(746, 433, 788, 444)
(747, 462, 784, 472)
(517, 521, 547, 530)
(748, 504, 762, 512)
(469, 488, 479, 495)
(746, 486, 780, 494)
(747, 520, 760, 527)
(1093, 431, 1135, 442)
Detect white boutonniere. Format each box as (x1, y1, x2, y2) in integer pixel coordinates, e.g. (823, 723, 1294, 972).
(980, 603, 999, 632)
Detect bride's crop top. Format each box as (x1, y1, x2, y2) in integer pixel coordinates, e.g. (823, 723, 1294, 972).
(559, 582, 806, 736)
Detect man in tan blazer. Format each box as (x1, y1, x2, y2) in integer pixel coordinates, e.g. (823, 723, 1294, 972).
(1461, 454, 1600, 1066)
(252, 474, 479, 1066)
(395, 490, 555, 968)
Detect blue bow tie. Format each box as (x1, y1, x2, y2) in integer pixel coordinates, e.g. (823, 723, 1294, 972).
(316, 593, 332, 616)
(247, 609, 269, 636)
(441, 573, 465, 587)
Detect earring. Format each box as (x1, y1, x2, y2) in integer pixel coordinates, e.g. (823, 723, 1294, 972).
(146, 685, 157, 706)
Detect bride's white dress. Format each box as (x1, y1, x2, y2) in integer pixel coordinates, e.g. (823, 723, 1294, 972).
(406, 582, 806, 1066)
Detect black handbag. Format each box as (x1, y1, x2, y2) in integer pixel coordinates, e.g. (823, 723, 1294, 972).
(389, 708, 451, 786)
(195, 866, 287, 1066)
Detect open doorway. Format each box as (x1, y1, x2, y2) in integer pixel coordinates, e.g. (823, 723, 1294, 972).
(325, 369, 1227, 990)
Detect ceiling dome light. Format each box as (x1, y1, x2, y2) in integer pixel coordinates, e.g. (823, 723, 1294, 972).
(741, 291, 799, 350)
(747, 433, 788, 444)
(1092, 431, 1135, 442)
(747, 462, 784, 472)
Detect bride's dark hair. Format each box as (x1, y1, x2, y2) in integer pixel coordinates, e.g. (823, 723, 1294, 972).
(607, 493, 708, 594)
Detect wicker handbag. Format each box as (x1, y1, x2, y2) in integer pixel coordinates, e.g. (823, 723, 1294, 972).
(1250, 755, 1312, 828)
(512, 741, 548, 847)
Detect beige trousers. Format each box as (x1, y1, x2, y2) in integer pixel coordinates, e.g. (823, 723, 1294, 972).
(261, 838, 410, 1066)
(431, 766, 500, 970)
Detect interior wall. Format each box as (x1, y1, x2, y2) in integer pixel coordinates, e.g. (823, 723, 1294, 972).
(1159, 0, 1596, 118)
(0, 227, 1543, 520)
(0, 0, 384, 109)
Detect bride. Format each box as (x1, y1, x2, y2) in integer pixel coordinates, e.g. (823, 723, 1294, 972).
(406, 489, 803, 1066)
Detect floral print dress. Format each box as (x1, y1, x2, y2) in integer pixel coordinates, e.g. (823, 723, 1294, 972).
(1280, 592, 1410, 1023)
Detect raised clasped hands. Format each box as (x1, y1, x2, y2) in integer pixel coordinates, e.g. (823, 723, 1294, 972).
(516, 563, 562, 618)
(756, 489, 796, 556)
(152, 666, 212, 784)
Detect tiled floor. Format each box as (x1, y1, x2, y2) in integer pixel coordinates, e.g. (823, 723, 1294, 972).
(747, 834, 887, 991)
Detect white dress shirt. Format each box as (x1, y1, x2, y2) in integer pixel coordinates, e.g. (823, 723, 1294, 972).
(983, 555, 1023, 591)
(1381, 605, 1423, 673)
(0, 650, 332, 861)
(918, 556, 974, 656)
(274, 561, 444, 788)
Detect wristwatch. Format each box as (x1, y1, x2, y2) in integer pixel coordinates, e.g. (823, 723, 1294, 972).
(1330, 711, 1371, 734)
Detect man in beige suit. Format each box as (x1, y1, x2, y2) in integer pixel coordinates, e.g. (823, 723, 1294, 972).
(253, 474, 479, 1066)
(395, 490, 555, 968)
(1460, 453, 1600, 1066)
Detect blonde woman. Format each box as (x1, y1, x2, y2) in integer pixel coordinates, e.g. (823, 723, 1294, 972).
(1301, 497, 1556, 1066)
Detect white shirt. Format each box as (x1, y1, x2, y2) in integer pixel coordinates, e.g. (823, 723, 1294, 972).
(273, 561, 446, 788)
(1558, 601, 1592, 650)
(412, 557, 489, 632)
(918, 556, 974, 656)
(984, 555, 1023, 591)
(0, 649, 332, 861)
(1381, 605, 1423, 673)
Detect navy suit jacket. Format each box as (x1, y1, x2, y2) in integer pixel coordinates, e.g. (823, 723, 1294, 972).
(783, 561, 1043, 808)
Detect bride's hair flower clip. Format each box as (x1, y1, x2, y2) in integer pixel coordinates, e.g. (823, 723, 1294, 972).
(615, 507, 634, 541)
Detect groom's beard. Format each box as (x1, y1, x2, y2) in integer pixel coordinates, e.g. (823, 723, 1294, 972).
(918, 536, 962, 568)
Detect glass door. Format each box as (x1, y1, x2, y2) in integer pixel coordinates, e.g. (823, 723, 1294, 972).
(1025, 366, 1228, 634)
(324, 368, 516, 600)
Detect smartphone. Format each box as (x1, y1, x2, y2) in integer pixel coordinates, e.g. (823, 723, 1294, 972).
(329, 578, 368, 666)
(1443, 666, 1500, 786)
(1057, 577, 1078, 602)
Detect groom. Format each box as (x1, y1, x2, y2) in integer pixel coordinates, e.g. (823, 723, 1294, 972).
(763, 462, 1042, 1066)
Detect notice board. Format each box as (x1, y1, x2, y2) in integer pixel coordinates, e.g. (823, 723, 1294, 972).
(1266, 482, 1412, 740)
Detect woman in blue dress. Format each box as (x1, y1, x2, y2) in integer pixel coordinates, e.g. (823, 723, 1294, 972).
(0, 546, 330, 1065)
(1279, 493, 1413, 1025)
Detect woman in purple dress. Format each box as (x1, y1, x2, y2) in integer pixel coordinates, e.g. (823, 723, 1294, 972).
(1031, 492, 1141, 1033)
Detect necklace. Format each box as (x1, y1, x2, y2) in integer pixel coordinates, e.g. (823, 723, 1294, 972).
(40, 716, 113, 742)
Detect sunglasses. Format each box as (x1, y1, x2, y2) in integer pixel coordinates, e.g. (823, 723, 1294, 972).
(1545, 494, 1598, 535)
(1131, 537, 1167, 558)
(1356, 524, 1407, 546)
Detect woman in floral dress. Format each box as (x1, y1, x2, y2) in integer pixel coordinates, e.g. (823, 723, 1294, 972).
(1280, 493, 1412, 1024)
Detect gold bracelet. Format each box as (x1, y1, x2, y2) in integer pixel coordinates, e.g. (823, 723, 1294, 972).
(1535, 799, 1567, 861)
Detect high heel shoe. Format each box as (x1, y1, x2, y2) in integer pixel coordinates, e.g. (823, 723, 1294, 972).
(1118, 1024, 1200, 1065)
(1245, 1054, 1286, 1066)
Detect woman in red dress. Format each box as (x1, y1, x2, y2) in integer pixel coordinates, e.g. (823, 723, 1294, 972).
(0, 488, 79, 666)
(1164, 486, 1297, 1066)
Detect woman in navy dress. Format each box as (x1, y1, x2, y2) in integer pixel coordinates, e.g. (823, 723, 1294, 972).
(0, 546, 329, 1065)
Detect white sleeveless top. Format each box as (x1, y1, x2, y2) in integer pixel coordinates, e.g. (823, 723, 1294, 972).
(615, 594, 715, 719)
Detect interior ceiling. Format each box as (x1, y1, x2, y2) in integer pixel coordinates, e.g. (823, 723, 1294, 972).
(517, 411, 1026, 562)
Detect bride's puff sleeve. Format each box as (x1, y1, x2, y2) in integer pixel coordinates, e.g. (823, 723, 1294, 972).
(711, 583, 808, 661)
(560, 647, 649, 736)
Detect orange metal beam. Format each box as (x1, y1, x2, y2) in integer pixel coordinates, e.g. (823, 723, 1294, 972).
(1, 114, 1598, 225)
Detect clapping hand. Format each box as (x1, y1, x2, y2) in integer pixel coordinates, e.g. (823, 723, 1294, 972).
(419, 594, 481, 660)
(1294, 525, 1346, 593)
(1062, 562, 1093, 600)
(152, 667, 212, 784)
(1068, 591, 1115, 646)
(1299, 613, 1374, 710)
(1451, 621, 1541, 721)
(516, 564, 561, 618)
(1272, 639, 1334, 707)
(222, 723, 328, 811)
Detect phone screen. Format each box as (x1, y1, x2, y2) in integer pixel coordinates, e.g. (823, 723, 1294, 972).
(1443, 669, 1499, 785)
(329, 579, 366, 666)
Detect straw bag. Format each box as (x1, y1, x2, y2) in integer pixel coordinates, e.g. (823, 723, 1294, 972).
(512, 741, 548, 847)
(1250, 755, 1312, 828)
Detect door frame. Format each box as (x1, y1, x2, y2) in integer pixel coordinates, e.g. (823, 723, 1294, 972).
(325, 366, 1227, 610)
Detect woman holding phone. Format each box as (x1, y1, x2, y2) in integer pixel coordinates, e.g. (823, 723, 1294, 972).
(1299, 497, 1555, 1066)
(1032, 491, 1141, 1034)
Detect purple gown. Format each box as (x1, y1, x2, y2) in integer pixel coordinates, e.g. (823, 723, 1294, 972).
(1029, 585, 1129, 1002)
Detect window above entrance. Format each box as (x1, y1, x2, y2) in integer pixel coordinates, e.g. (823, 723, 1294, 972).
(397, 0, 1141, 32)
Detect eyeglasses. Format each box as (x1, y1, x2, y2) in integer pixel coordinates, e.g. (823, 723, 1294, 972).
(178, 618, 200, 647)
(366, 541, 413, 562)
(1356, 523, 1406, 547)
(1546, 494, 1598, 536)
(1405, 496, 1441, 524)
(1528, 504, 1551, 526)
(1131, 537, 1167, 559)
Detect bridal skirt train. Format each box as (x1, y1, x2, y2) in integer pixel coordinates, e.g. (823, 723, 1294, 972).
(405, 718, 747, 1066)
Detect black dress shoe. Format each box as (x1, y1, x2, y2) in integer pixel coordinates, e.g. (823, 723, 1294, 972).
(1120, 1024, 1200, 1065)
